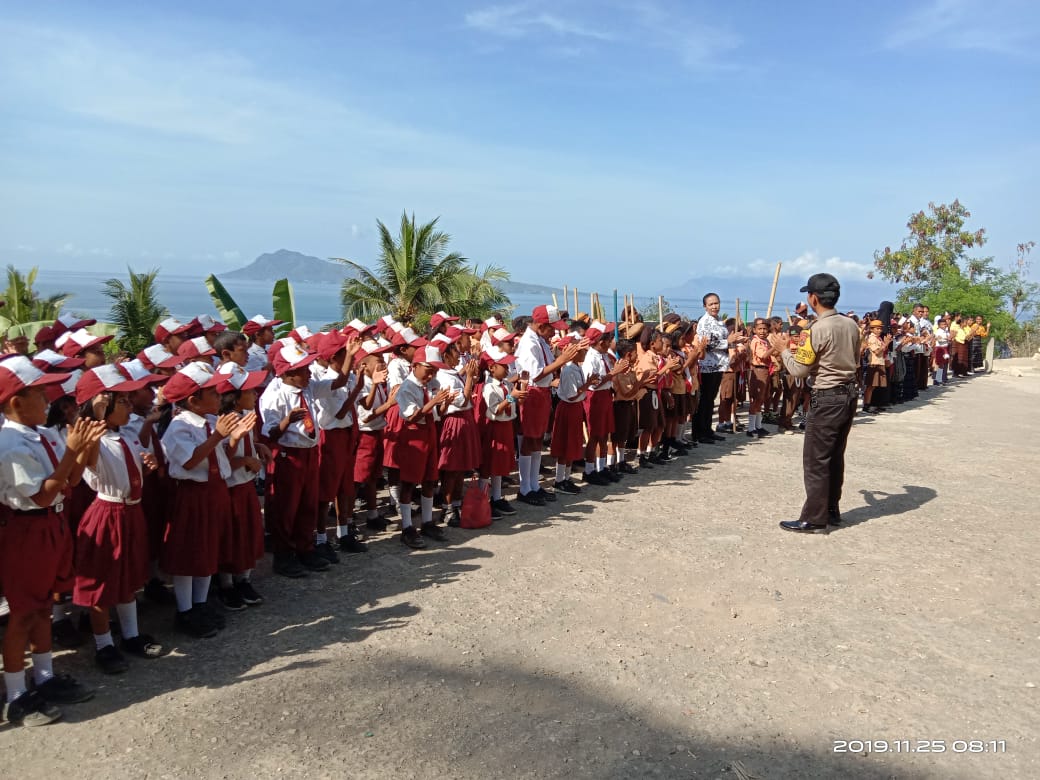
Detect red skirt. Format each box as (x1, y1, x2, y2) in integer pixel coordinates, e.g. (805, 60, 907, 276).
(396, 421, 439, 484)
(354, 430, 384, 484)
(319, 426, 357, 501)
(381, 405, 402, 468)
(480, 420, 516, 478)
(520, 385, 552, 438)
(583, 390, 615, 437)
(933, 346, 949, 366)
(550, 401, 586, 463)
(160, 479, 232, 577)
(73, 499, 149, 608)
(0, 509, 73, 612)
(65, 480, 96, 536)
(438, 413, 481, 472)
(141, 469, 172, 561)
(221, 482, 265, 573)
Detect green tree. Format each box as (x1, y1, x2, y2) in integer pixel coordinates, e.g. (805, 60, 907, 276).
(103, 267, 168, 355)
(871, 200, 986, 285)
(895, 266, 1016, 339)
(1005, 241, 1040, 322)
(334, 212, 510, 326)
(1, 265, 72, 324)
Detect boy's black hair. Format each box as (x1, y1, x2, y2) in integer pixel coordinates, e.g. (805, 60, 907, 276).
(219, 389, 242, 415)
(615, 338, 636, 358)
(78, 395, 115, 422)
(213, 331, 247, 355)
(512, 315, 532, 334)
(770, 316, 783, 326)
(45, 395, 76, 429)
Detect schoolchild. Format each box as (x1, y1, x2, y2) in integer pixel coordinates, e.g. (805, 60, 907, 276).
(434, 339, 482, 527)
(353, 339, 395, 532)
(480, 346, 523, 519)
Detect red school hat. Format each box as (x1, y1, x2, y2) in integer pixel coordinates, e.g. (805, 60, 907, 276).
(177, 336, 217, 360)
(60, 328, 115, 358)
(241, 315, 285, 337)
(195, 314, 228, 334)
(137, 344, 183, 370)
(412, 345, 448, 370)
(316, 331, 348, 361)
(162, 362, 223, 403)
(483, 346, 517, 366)
(154, 317, 195, 344)
(0, 356, 70, 405)
(215, 362, 267, 394)
(32, 348, 86, 371)
(269, 341, 318, 376)
(75, 363, 165, 405)
(429, 311, 460, 330)
(532, 304, 569, 330)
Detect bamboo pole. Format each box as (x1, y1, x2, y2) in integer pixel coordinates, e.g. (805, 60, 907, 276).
(573, 287, 579, 316)
(658, 295, 664, 325)
(766, 261, 782, 319)
(613, 289, 618, 325)
(563, 286, 568, 313)
(552, 293, 558, 309)
(735, 298, 742, 327)
(785, 306, 792, 322)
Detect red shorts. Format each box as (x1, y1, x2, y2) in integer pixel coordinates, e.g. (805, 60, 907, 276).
(550, 401, 586, 463)
(519, 385, 552, 439)
(141, 469, 172, 561)
(221, 482, 265, 573)
(267, 445, 320, 555)
(438, 413, 481, 472)
(583, 390, 615, 437)
(480, 420, 516, 478)
(160, 480, 232, 577)
(0, 509, 73, 613)
(382, 405, 402, 469)
(73, 499, 149, 608)
(319, 426, 357, 501)
(354, 430, 384, 484)
(396, 421, 439, 484)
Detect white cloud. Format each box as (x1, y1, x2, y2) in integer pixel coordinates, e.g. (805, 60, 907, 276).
(748, 251, 873, 278)
(886, 0, 1037, 56)
(465, 4, 614, 41)
(222, 250, 240, 260)
(14, 244, 36, 252)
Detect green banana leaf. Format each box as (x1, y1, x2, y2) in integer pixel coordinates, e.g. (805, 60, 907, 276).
(4, 319, 51, 343)
(271, 278, 295, 337)
(204, 274, 247, 331)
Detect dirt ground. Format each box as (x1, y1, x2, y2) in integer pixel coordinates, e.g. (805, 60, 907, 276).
(3, 360, 1038, 779)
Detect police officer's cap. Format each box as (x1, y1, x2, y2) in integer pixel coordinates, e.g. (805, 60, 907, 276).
(799, 273, 841, 295)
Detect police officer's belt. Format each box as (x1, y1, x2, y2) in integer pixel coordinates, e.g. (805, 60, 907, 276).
(812, 382, 856, 397)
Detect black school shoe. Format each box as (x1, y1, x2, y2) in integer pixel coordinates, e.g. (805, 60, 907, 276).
(400, 526, 427, 549)
(33, 674, 94, 705)
(272, 552, 308, 578)
(420, 522, 448, 541)
(196, 601, 226, 630)
(604, 467, 622, 483)
(638, 454, 655, 469)
(51, 617, 84, 649)
(491, 498, 517, 516)
(122, 634, 163, 658)
(618, 462, 638, 475)
(95, 644, 130, 675)
(3, 690, 62, 727)
(489, 500, 503, 520)
(315, 541, 341, 564)
(554, 479, 582, 494)
(584, 471, 610, 486)
(175, 607, 218, 639)
(298, 550, 331, 571)
(144, 577, 177, 606)
(235, 580, 264, 606)
(517, 491, 545, 507)
(338, 534, 369, 553)
(445, 507, 462, 527)
(219, 586, 247, 612)
(365, 515, 389, 532)
(778, 520, 829, 534)
(537, 488, 557, 503)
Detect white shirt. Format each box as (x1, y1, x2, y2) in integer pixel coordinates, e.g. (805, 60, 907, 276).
(258, 378, 321, 449)
(311, 364, 356, 429)
(934, 327, 950, 348)
(84, 430, 146, 501)
(557, 363, 587, 403)
(582, 349, 612, 391)
(435, 368, 471, 414)
(386, 357, 411, 389)
(245, 343, 269, 372)
(161, 410, 232, 483)
(395, 374, 433, 422)
(356, 375, 388, 432)
(225, 416, 260, 488)
(0, 420, 67, 511)
(483, 377, 517, 422)
(515, 327, 555, 388)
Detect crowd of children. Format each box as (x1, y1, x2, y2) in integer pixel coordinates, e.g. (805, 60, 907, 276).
(0, 300, 988, 725)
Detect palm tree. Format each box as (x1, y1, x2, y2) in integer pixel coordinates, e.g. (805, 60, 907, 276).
(334, 212, 510, 326)
(103, 267, 168, 354)
(2, 265, 72, 324)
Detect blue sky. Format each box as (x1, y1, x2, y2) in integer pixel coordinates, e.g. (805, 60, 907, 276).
(1, 0, 1037, 296)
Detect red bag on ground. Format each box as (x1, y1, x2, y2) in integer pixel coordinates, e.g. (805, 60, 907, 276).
(460, 479, 492, 529)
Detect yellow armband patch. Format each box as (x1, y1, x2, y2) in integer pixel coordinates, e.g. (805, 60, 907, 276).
(793, 331, 816, 365)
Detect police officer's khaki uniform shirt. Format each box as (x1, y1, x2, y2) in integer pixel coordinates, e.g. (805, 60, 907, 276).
(780, 310, 860, 390)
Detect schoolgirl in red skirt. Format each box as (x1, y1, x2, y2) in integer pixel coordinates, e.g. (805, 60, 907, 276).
(394, 346, 451, 549)
(580, 321, 619, 485)
(160, 363, 250, 639)
(480, 347, 521, 518)
(73, 365, 166, 673)
(550, 336, 597, 494)
(214, 363, 268, 611)
(353, 339, 394, 531)
(433, 338, 481, 526)
(382, 326, 426, 516)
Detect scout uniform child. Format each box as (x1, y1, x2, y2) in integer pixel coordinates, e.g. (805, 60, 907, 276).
(243, 315, 285, 372)
(353, 339, 394, 531)
(434, 338, 482, 527)
(610, 338, 641, 474)
(514, 305, 579, 506)
(748, 318, 773, 438)
(864, 320, 891, 413)
(258, 341, 352, 577)
(581, 321, 621, 484)
(161, 362, 252, 638)
(635, 327, 675, 466)
(394, 346, 452, 549)
(215, 363, 268, 610)
(311, 332, 367, 554)
(716, 319, 745, 433)
(480, 346, 522, 519)
(660, 324, 692, 458)
(0, 356, 106, 726)
(551, 336, 598, 492)
(73, 365, 166, 673)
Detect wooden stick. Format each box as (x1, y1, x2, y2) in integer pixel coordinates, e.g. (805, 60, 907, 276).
(736, 298, 742, 327)
(766, 261, 782, 319)
(658, 295, 664, 325)
(573, 287, 579, 316)
(551, 293, 558, 309)
(613, 289, 618, 326)
(563, 286, 568, 313)
(590, 291, 594, 317)
(785, 306, 792, 322)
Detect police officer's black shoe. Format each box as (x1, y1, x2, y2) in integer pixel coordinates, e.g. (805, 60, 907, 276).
(828, 509, 842, 526)
(779, 520, 829, 534)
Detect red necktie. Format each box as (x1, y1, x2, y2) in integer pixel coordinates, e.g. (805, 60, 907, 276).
(243, 429, 253, 458)
(299, 392, 316, 436)
(118, 437, 143, 501)
(37, 430, 65, 501)
(203, 421, 220, 478)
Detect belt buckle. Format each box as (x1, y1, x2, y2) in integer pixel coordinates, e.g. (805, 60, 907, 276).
(53, 502, 64, 514)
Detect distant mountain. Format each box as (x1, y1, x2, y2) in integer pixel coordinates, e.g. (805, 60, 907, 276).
(500, 280, 560, 295)
(223, 249, 354, 283)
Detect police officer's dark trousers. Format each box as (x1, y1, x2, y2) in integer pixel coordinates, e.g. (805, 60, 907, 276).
(799, 386, 857, 525)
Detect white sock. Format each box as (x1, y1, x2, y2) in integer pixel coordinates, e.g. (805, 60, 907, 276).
(518, 455, 532, 494)
(30, 653, 54, 684)
(219, 572, 234, 588)
(173, 576, 193, 612)
(191, 576, 211, 605)
(400, 503, 413, 529)
(558, 463, 571, 482)
(316, 532, 327, 544)
(4, 671, 27, 702)
(606, 453, 616, 466)
(616, 447, 625, 464)
(94, 631, 114, 651)
(596, 457, 606, 471)
(529, 452, 543, 491)
(583, 461, 594, 475)
(420, 495, 434, 524)
(337, 524, 351, 537)
(491, 476, 503, 500)
(115, 602, 139, 639)
(388, 484, 400, 508)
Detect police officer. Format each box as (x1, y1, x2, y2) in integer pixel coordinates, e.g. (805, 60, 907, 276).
(775, 273, 861, 533)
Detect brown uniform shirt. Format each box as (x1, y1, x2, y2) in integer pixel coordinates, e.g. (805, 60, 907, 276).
(781, 309, 860, 390)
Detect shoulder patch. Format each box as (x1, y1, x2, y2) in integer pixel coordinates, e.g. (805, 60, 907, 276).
(793, 330, 816, 366)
